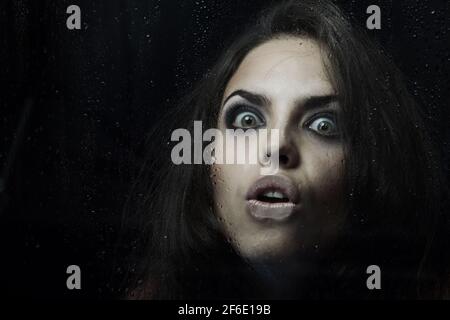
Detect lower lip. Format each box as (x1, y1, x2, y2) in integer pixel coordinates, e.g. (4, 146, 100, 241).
(246, 199, 300, 222)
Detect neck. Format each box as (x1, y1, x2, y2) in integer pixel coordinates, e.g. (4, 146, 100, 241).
(249, 257, 316, 299)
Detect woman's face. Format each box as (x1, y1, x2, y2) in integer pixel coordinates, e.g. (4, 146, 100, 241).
(212, 36, 346, 262)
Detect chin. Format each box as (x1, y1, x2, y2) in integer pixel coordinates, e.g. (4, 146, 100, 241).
(238, 237, 299, 262)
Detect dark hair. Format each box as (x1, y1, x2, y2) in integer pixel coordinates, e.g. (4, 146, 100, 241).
(115, 0, 449, 299)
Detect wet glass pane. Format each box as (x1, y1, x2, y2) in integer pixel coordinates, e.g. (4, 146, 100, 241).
(0, 0, 449, 301)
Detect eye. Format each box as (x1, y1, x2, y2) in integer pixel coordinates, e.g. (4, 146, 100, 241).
(233, 111, 264, 128)
(225, 104, 265, 129)
(306, 114, 339, 137)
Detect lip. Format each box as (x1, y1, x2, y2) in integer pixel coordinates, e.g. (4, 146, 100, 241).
(245, 175, 301, 222)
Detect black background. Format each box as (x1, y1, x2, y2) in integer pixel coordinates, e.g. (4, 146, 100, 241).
(0, 0, 449, 299)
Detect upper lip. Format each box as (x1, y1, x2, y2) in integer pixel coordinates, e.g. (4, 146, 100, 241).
(246, 175, 300, 204)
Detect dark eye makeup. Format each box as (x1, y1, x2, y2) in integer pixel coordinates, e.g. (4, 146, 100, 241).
(303, 111, 340, 139)
(223, 103, 341, 139)
(224, 103, 266, 129)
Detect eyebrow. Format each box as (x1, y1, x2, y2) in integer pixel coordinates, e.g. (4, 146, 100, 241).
(222, 89, 339, 112)
(222, 89, 270, 107)
(303, 94, 339, 111)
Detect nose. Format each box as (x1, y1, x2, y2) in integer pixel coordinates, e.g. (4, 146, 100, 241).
(276, 132, 300, 169)
(265, 129, 300, 170)
(278, 142, 299, 168)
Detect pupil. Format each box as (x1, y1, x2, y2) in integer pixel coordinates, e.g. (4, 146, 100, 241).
(319, 121, 330, 131)
(243, 115, 254, 125)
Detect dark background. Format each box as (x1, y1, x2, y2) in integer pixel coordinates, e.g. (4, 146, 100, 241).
(0, 0, 448, 299)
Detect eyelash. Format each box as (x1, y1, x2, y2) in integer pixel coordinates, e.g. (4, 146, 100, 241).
(303, 111, 340, 139)
(224, 104, 339, 138)
(224, 103, 265, 129)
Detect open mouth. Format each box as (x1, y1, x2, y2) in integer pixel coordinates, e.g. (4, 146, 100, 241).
(256, 190, 290, 203)
(246, 175, 301, 221)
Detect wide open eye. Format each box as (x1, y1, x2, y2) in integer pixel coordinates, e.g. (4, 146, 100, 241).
(233, 111, 264, 128)
(225, 104, 265, 129)
(306, 114, 339, 137)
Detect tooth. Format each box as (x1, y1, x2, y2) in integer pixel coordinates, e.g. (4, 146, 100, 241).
(273, 191, 284, 199)
(263, 191, 284, 199)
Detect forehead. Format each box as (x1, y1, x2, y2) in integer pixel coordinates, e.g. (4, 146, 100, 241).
(223, 37, 335, 102)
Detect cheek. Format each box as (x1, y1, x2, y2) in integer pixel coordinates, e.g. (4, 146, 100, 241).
(302, 144, 345, 210)
(211, 132, 262, 209)
(210, 164, 228, 214)
(296, 142, 346, 249)
(211, 163, 259, 247)
(210, 163, 256, 215)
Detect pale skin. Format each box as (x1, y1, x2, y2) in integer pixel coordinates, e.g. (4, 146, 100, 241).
(212, 36, 347, 273)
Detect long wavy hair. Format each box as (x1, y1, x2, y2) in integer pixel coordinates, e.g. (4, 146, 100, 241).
(115, 0, 449, 299)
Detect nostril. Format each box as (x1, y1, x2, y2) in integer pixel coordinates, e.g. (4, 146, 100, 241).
(280, 154, 289, 165)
